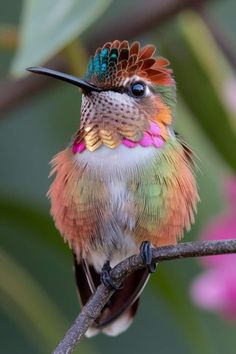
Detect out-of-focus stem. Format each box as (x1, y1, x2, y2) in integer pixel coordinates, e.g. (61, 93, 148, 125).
(63, 39, 88, 77)
(0, 25, 18, 50)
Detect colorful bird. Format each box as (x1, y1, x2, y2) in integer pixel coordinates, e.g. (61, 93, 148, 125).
(27, 40, 199, 337)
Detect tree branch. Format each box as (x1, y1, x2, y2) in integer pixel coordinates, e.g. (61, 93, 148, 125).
(52, 239, 236, 354)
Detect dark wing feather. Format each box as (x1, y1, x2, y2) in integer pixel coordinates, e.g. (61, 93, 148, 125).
(73, 254, 149, 330)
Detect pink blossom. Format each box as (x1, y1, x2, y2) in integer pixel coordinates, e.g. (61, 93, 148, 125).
(222, 78, 236, 114)
(191, 265, 236, 319)
(190, 177, 236, 319)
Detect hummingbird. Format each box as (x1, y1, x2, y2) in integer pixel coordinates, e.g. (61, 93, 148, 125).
(27, 40, 198, 337)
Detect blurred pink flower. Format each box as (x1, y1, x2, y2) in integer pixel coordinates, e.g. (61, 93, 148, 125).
(222, 78, 236, 114)
(190, 177, 236, 319)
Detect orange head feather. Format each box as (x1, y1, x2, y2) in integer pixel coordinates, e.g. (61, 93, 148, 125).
(85, 40, 175, 88)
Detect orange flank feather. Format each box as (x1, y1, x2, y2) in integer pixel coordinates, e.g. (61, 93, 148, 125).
(135, 142, 198, 247)
(48, 149, 105, 256)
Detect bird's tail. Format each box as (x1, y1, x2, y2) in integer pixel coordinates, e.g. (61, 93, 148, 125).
(73, 255, 149, 336)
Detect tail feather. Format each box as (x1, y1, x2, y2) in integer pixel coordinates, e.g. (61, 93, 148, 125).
(73, 254, 149, 336)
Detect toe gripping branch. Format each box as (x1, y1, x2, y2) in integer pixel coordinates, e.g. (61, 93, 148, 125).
(100, 241, 156, 290)
(140, 241, 157, 273)
(100, 261, 123, 290)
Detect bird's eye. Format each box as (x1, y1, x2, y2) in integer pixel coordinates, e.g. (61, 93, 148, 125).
(130, 82, 146, 98)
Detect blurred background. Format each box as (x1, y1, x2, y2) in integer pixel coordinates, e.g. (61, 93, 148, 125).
(1, 0, 236, 353)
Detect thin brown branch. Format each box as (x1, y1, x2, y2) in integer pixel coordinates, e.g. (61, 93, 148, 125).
(0, 57, 66, 116)
(52, 239, 236, 354)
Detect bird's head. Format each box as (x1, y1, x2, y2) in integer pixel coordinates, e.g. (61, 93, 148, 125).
(28, 40, 176, 152)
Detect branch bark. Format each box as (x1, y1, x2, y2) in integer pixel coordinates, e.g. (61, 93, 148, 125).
(52, 239, 236, 354)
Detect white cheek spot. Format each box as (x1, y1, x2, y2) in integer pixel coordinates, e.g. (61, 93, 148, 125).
(145, 85, 151, 96)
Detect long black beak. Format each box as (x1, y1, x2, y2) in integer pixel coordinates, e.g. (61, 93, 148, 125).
(26, 67, 101, 93)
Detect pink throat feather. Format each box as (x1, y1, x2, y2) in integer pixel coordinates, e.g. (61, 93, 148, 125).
(72, 121, 165, 154)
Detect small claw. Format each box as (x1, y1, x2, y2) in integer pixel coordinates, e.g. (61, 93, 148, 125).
(140, 241, 157, 273)
(147, 261, 157, 273)
(100, 261, 122, 290)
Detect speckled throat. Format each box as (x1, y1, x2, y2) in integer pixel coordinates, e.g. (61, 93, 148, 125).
(73, 90, 171, 152)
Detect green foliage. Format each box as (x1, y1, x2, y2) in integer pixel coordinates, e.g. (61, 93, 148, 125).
(0, 198, 66, 254)
(161, 11, 236, 172)
(11, 0, 112, 76)
(0, 249, 67, 352)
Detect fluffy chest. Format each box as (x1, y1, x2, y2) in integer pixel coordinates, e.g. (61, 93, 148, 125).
(74, 144, 158, 226)
(73, 144, 158, 179)
(73, 145, 158, 268)
(73, 144, 158, 225)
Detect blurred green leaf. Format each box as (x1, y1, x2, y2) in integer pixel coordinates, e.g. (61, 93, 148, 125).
(64, 39, 89, 76)
(161, 11, 236, 172)
(0, 248, 94, 354)
(0, 248, 67, 352)
(152, 264, 215, 354)
(0, 198, 67, 254)
(11, 0, 112, 76)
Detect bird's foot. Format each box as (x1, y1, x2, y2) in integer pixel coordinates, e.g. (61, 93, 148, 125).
(140, 241, 157, 273)
(100, 261, 122, 290)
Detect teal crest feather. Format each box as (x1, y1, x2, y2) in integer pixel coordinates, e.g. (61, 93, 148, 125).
(84, 40, 174, 88)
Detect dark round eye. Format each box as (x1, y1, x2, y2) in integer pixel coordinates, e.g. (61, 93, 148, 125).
(130, 82, 146, 98)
